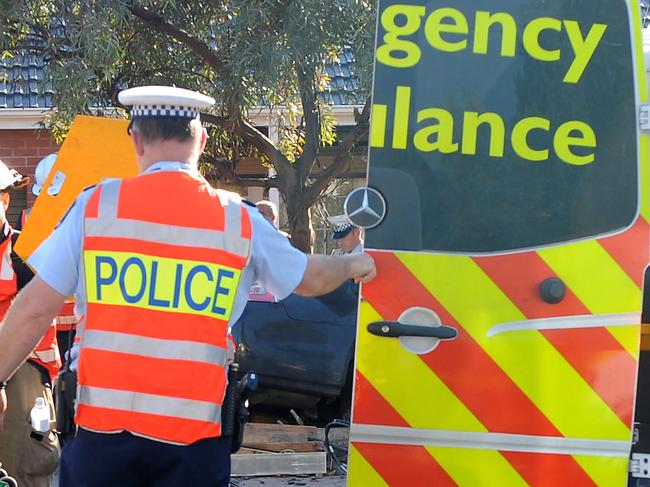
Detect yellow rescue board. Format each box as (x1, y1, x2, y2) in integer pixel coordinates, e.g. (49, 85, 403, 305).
(15, 115, 138, 259)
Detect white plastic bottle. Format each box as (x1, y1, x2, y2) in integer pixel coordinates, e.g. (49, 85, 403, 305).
(30, 397, 50, 432)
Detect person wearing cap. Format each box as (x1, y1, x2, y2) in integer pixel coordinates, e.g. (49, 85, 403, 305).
(0, 161, 60, 487)
(17, 153, 79, 363)
(331, 222, 363, 255)
(0, 85, 376, 486)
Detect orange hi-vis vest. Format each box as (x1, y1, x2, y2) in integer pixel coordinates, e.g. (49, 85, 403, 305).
(76, 170, 252, 445)
(0, 231, 17, 320)
(0, 228, 60, 380)
(55, 300, 77, 332)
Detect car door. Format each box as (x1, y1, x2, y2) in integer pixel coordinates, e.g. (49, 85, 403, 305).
(347, 1, 649, 486)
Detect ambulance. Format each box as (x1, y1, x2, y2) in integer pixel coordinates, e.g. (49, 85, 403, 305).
(345, 1, 650, 486)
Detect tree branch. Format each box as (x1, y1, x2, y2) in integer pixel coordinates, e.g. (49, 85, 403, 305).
(305, 96, 371, 202)
(129, 2, 223, 72)
(201, 112, 295, 192)
(295, 65, 320, 182)
(202, 154, 277, 189)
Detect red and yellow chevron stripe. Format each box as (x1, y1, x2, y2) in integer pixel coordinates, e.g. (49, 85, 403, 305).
(349, 225, 646, 486)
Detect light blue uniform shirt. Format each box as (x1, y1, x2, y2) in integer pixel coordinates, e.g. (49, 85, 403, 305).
(28, 162, 307, 367)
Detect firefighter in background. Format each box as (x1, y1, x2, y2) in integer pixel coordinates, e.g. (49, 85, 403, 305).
(17, 153, 78, 361)
(0, 160, 60, 487)
(0, 86, 376, 486)
(16, 153, 64, 229)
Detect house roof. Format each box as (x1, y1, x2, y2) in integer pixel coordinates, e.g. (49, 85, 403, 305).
(0, 53, 53, 109)
(0, 48, 363, 109)
(322, 48, 365, 105)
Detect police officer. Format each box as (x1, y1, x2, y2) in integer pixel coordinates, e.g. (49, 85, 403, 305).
(331, 222, 363, 255)
(0, 86, 376, 486)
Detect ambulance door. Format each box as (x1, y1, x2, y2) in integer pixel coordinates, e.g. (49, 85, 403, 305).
(347, 1, 649, 486)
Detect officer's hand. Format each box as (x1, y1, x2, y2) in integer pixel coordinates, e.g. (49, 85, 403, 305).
(349, 253, 377, 284)
(0, 388, 6, 432)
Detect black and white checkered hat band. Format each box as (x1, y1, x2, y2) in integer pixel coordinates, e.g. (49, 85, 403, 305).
(130, 104, 200, 119)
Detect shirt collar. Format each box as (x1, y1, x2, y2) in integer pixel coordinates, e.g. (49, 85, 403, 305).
(143, 161, 196, 175)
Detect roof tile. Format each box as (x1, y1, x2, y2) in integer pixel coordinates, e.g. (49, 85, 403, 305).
(0, 46, 363, 109)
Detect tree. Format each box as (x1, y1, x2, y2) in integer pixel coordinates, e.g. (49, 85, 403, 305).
(0, 0, 376, 252)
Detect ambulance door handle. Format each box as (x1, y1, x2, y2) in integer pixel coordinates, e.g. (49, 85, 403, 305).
(367, 321, 458, 340)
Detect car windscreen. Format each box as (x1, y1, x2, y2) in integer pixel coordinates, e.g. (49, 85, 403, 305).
(365, 0, 639, 254)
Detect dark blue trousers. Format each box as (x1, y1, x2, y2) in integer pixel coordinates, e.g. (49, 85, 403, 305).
(60, 428, 231, 486)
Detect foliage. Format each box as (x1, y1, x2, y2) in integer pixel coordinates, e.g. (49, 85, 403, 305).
(0, 0, 376, 251)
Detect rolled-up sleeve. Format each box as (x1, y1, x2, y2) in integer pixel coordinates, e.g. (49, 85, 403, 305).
(27, 190, 92, 297)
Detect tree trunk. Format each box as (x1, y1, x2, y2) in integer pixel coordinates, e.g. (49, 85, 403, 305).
(285, 195, 314, 253)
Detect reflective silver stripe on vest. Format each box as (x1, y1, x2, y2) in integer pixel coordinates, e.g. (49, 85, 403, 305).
(97, 179, 120, 220)
(83, 330, 227, 366)
(78, 385, 222, 423)
(85, 180, 250, 258)
(219, 190, 242, 243)
(29, 348, 60, 364)
(0, 235, 14, 281)
(55, 316, 77, 325)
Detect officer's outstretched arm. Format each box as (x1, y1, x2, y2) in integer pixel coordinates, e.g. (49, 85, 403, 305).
(294, 253, 376, 297)
(0, 276, 66, 389)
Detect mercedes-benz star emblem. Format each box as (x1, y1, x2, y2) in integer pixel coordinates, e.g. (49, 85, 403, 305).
(344, 187, 386, 230)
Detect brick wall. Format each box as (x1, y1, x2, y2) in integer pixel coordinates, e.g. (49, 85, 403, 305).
(0, 129, 59, 209)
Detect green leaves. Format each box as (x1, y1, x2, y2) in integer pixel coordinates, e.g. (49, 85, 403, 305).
(0, 0, 376, 250)
(0, 0, 374, 144)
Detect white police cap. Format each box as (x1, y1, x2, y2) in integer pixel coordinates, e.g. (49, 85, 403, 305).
(328, 214, 357, 240)
(118, 86, 215, 119)
(327, 214, 351, 227)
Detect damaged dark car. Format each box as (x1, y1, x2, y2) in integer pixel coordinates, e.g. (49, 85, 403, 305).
(231, 280, 359, 421)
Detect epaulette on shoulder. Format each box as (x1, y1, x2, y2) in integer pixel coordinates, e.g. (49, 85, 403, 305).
(53, 185, 97, 230)
(242, 199, 257, 208)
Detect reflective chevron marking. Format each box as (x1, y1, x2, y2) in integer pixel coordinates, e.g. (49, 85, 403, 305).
(398, 253, 631, 442)
(356, 301, 535, 485)
(353, 370, 595, 486)
(358, 257, 599, 485)
(353, 371, 409, 427)
(348, 444, 390, 487)
(362, 253, 561, 437)
(597, 218, 650, 288)
(538, 241, 641, 358)
(475, 251, 638, 427)
(352, 442, 457, 486)
(356, 301, 486, 432)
